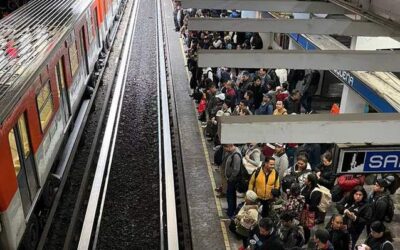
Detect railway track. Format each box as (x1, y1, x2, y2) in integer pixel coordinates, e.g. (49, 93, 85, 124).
(36, 0, 131, 249)
(34, 0, 191, 249)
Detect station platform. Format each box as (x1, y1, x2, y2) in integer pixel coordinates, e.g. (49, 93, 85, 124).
(162, 1, 241, 249)
(162, 1, 400, 250)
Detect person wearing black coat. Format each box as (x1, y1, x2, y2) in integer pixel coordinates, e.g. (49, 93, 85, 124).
(338, 185, 372, 249)
(316, 151, 335, 190)
(367, 178, 391, 234)
(247, 218, 284, 250)
(283, 90, 301, 114)
(327, 214, 351, 250)
(362, 221, 394, 250)
(301, 174, 321, 242)
(315, 151, 336, 224)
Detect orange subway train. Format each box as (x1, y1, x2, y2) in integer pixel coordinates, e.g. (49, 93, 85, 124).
(0, 0, 123, 248)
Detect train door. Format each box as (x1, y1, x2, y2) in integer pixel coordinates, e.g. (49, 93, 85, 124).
(8, 114, 39, 216)
(55, 57, 71, 127)
(79, 27, 89, 75)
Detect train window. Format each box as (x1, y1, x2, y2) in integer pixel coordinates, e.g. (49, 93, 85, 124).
(69, 41, 79, 76)
(55, 59, 66, 98)
(17, 115, 31, 159)
(8, 129, 21, 176)
(36, 81, 54, 131)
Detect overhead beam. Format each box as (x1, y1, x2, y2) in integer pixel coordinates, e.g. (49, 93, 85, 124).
(328, 0, 400, 32)
(188, 18, 400, 37)
(217, 113, 400, 144)
(181, 0, 351, 14)
(197, 50, 400, 72)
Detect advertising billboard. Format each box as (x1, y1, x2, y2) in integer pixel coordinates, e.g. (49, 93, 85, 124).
(337, 148, 400, 173)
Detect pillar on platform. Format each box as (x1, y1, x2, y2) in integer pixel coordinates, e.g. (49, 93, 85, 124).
(340, 85, 367, 113)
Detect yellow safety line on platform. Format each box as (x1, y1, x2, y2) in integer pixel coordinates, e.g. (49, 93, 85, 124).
(178, 37, 231, 250)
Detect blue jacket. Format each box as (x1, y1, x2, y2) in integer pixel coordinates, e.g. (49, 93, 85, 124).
(255, 102, 273, 115)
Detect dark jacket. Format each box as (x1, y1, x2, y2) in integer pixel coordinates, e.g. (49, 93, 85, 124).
(283, 96, 300, 114)
(301, 185, 322, 212)
(206, 94, 218, 117)
(316, 164, 336, 189)
(364, 235, 394, 250)
(341, 200, 372, 234)
(279, 224, 304, 249)
(248, 83, 264, 109)
(262, 229, 285, 250)
(315, 241, 335, 250)
(368, 191, 390, 222)
(247, 227, 269, 250)
(328, 228, 351, 250)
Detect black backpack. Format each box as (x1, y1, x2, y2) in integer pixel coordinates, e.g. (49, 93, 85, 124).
(376, 195, 395, 222)
(213, 146, 224, 166)
(384, 196, 395, 222)
(281, 170, 299, 194)
(233, 152, 251, 193)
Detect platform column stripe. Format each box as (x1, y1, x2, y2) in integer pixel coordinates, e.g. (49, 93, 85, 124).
(178, 37, 231, 250)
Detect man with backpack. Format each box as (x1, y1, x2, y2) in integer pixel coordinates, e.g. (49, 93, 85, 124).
(367, 178, 394, 234)
(223, 144, 242, 218)
(248, 156, 280, 217)
(279, 212, 305, 249)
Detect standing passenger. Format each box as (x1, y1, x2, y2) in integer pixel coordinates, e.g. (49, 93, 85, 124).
(340, 186, 372, 249)
(284, 89, 301, 114)
(367, 178, 391, 234)
(316, 151, 336, 189)
(247, 218, 284, 250)
(363, 221, 394, 250)
(301, 174, 321, 243)
(223, 144, 242, 218)
(272, 143, 289, 180)
(248, 157, 280, 217)
(327, 214, 351, 250)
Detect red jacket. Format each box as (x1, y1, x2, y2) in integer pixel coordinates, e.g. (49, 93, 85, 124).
(197, 99, 206, 114)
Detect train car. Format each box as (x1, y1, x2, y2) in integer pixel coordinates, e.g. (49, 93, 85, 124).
(0, 0, 123, 248)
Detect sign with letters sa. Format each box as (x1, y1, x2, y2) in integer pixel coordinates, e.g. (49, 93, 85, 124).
(337, 148, 400, 174)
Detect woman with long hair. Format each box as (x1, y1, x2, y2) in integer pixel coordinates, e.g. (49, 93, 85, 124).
(339, 185, 372, 249)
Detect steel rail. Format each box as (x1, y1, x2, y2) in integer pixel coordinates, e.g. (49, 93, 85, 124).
(62, 0, 129, 248)
(36, 2, 127, 249)
(159, 0, 192, 247)
(77, 0, 140, 248)
(156, 0, 179, 248)
(62, 1, 129, 249)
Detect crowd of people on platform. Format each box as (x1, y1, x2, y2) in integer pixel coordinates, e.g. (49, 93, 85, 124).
(172, 2, 398, 250)
(218, 143, 397, 250)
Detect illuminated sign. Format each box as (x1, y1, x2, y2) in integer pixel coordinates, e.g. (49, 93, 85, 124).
(337, 148, 400, 173)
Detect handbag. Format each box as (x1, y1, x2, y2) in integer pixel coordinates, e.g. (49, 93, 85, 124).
(300, 205, 315, 229)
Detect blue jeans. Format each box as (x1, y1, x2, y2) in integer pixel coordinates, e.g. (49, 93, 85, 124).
(226, 180, 237, 217)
